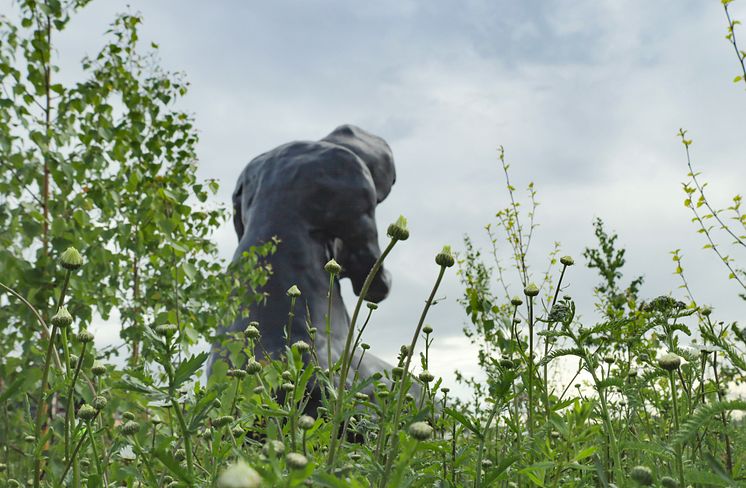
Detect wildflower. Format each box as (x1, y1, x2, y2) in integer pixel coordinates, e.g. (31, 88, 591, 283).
(51, 306, 73, 328)
(286, 285, 301, 297)
(658, 353, 681, 372)
(91, 361, 107, 376)
(217, 461, 262, 488)
(408, 421, 433, 441)
(299, 415, 315, 430)
(422, 325, 433, 334)
(77, 404, 96, 421)
(118, 445, 136, 461)
(387, 215, 410, 241)
(92, 395, 107, 410)
(435, 245, 455, 268)
(77, 329, 94, 343)
(121, 420, 139, 436)
(324, 258, 342, 275)
(524, 283, 540, 297)
(418, 370, 435, 383)
(244, 323, 261, 339)
(292, 340, 310, 353)
(262, 440, 285, 456)
(560, 255, 575, 266)
(60, 247, 84, 270)
(246, 358, 262, 375)
(286, 452, 308, 470)
(630, 465, 654, 486)
(212, 415, 234, 428)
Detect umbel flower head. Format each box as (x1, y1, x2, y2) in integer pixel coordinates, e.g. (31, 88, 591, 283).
(51, 306, 73, 328)
(60, 247, 84, 270)
(217, 460, 262, 488)
(387, 215, 410, 241)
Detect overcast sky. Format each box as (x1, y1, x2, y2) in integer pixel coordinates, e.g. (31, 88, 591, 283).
(14, 0, 744, 397)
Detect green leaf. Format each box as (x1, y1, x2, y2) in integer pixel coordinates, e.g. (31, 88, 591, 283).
(172, 352, 208, 389)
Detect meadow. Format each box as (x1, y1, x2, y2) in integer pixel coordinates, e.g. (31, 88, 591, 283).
(1, 1, 745, 487)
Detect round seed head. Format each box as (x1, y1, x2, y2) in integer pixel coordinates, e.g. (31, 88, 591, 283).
(418, 370, 435, 383)
(658, 353, 682, 372)
(435, 245, 455, 268)
(244, 323, 261, 339)
(77, 329, 94, 344)
(217, 461, 263, 488)
(298, 415, 315, 430)
(91, 361, 107, 376)
(286, 285, 301, 298)
(387, 215, 410, 241)
(246, 358, 262, 375)
(408, 421, 433, 441)
(92, 395, 107, 410)
(77, 404, 97, 421)
(560, 255, 575, 266)
(524, 283, 540, 297)
(286, 452, 308, 470)
(51, 306, 73, 328)
(60, 247, 84, 270)
(121, 420, 139, 436)
(324, 258, 342, 275)
(630, 465, 654, 486)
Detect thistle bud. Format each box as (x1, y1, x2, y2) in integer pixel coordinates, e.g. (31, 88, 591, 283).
(408, 421, 433, 441)
(560, 255, 574, 266)
(51, 306, 73, 328)
(524, 283, 540, 297)
(217, 461, 263, 488)
(435, 245, 455, 268)
(77, 329, 94, 344)
(77, 404, 97, 421)
(92, 395, 107, 410)
(244, 323, 261, 339)
(286, 452, 308, 470)
(246, 358, 262, 375)
(286, 285, 301, 298)
(629, 465, 653, 486)
(387, 215, 410, 241)
(324, 259, 342, 275)
(658, 353, 681, 372)
(298, 415, 315, 430)
(60, 247, 84, 270)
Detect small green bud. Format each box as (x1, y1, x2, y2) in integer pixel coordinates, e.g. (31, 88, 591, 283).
(246, 358, 262, 374)
(282, 371, 293, 381)
(121, 420, 139, 436)
(298, 415, 315, 430)
(217, 461, 263, 488)
(281, 382, 295, 392)
(227, 368, 248, 379)
(286, 452, 308, 470)
(408, 421, 433, 441)
(91, 361, 107, 376)
(201, 427, 213, 439)
(499, 357, 515, 369)
(232, 425, 245, 437)
(286, 285, 301, 298)
(392, 367, 404, 379)
(361, 343, 370, 350)
(262, 440, 285, 456)
(560, 255, 574, 266)
(354, 392, 369, 401)
(422, 325, 433, 334)
(244, 322, 261, 339)
(155, 324, 178, 337)
(524, 283, 540, 297)
(24, 435, 35, 443)
(435, 245, 455, 267)
(77, 404, 97, 421)
(418, 370, 434, 383)
(0, 463, 6, 473)
(700, 306, 712, 317)
(51, 306, 73, 328)
(252, 385, 264, 395)
(510, 296, 523, 306)
(324, 259, 342, 275)
(212, 415, 234, 428)
(481, 459, 493, 468)
(77, 329, 94, 343)
(660, 476, 679, 488)
(123, 411, 136, 421)
(292, 340, 310, 353)
(60, 247, 84, 270)
(630, 465, 654, 486)
(92, 395, 107, 410)
(387, 215, 410, 241)
(69, 354, 79, 365)
(441, 387, 450, 394)
(658, 353, 681, 372)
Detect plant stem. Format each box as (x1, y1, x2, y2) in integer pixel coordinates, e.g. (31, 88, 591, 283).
(669, 370, 685, 486)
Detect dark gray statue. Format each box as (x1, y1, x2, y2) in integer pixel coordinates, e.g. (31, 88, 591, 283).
(207, 124, 396, 398)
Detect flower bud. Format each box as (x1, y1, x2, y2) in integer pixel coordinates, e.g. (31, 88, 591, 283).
(408, 421, 433, 441)
(292, 340, 310, 353)
(418, 370, 435, 383)
(660, 476, 679, 488)
(435, 245, 455, 268)
(422, 325, 433, 334)
(524, 283, 540, 297)
(324, 259, 342, 275)
(121, 420, 139, 436)
(361, 343, 370, 350)
(387, 215, 410, 241)
(441, 387, 450, 394)
(510, 296, 523, 306)
(244, 323, 261, 339)
(174, 449, 186, 462)
(629, 465, 653, 486)
(700, 306, 712, 317)
(77, 404, 97, 421)
(286, 452, 308, 470)
(91, 361, 106, 376)
(77, 329, 94, 343)
(658, 353, 681, 372)
(60, 247, 84, 270)
(155, 324, 177, 337)
(354, 392, 369, 401)
(262, 440, 285, 456)
(217, 461, 262, 488)
(51, 306, 73, 328)
(560, 255, 574, 266)
(281, 382, 295, 392)
(212, 415, 234, 428)
(232, 425, 245, 437)
(252, 386, 264, 395)
(92, 395, 107, 410)
(246, 358, 262, 375)
(282, 371, 293, 381)
(298, 415, 315, 430)
(286, 285, 301, 298)
(227, 368, 248, 379)
(392, 367, 404, 379)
